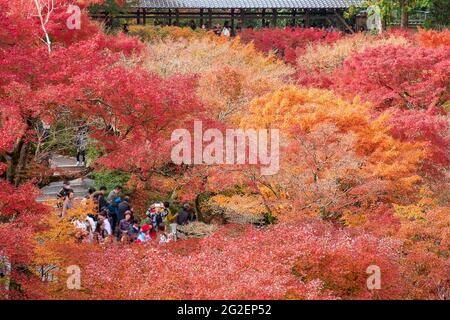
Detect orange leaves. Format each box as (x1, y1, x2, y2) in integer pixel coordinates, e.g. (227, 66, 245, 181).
(416, 28, 450, 48)
(144, 37, 293, 124)
(240, 87, 425, 219)
(128, 25, 214, 42)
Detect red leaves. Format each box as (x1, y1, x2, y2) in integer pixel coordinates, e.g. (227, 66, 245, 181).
(50, 222, 406, 299)
(73, 69, 203, 176)
(389, 108, 450, 175)
(0, 181, 49, 270)
(48, 220, 448, 300)
(240, 27, 342, 64)
(333, 45, 450, 112)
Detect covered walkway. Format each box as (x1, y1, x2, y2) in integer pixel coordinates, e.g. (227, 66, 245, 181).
(91, 0, 364, 32)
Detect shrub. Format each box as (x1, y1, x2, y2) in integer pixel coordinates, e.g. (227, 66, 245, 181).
(143, 37, 293, 124)
(416, 28, 450, 48)
(177, 222, 219, 238)
(296, 32, 410, 87)
(332, 45, 450, 111)
(91, 169, 130, 192)
(205, 195, 267, 225)
(240, 27, 342, 64)
(128, 25, 213, 42)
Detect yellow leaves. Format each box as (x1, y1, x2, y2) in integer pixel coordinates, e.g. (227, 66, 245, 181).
(128, 25, 213, 42)
(243, 86, 373, 134)
(32, 200, 95, 282)
(342, 210, 367, 227)
(143, 37, 293, 123)
(37, 199, 92, 243)
(241, 86, 426, 213)
(394, 187, 439, 220)
(210, 194, 266, 213)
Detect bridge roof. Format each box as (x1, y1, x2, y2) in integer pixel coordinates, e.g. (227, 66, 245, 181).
(136, 0, 364, 9)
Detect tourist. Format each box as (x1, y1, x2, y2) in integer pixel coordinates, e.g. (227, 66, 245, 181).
(176, 203, 191, 226)
(128, 220, 140, 242)
(81, 187, 96, 206)
(164, 201, 177, 239)
(93, 186, 108, 212)
(117, 196, 131, 222)
(161, 201, 171, 224)
(154, 207, 164, 231)
(136, 224, 152, 243)
(107, 185, 122, 231)
(158, 224, 169, 244)
(145, 202, 164, 231)
(85, 213, 97, 243)
(213, 23, 222, 35)
(57, 180, 71, 206)
(98, 211, 112, 238)
(86, 187, 96, 199)
(118, 211, 133, 241)
(75, 126, 87, 166)
(107, 185, 122, 205)
(61, 189, 74, 218)
(189, 19, 197, 30)
(221, 21, 231, 37)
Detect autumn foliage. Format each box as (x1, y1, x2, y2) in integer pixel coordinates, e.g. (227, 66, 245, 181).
(1, 0, 449, 300)
(240, 27, 342, 64)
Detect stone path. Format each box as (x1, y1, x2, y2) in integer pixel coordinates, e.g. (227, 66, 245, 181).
(49, 154, 85, 176)
(37, 154, 94, 202)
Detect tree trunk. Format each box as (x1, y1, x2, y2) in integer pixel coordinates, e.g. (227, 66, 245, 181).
(400, 0, 409, 29)
(194, 193, 205, 222)
(4, 120, 32, 186)
(5, 140, 23, 184)
(14, 142, 29, 186)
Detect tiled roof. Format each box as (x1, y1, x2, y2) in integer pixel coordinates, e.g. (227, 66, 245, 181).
(136, 0, 364, 9)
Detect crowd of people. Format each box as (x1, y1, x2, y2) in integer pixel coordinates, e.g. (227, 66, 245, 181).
(57, 182, 196, 245)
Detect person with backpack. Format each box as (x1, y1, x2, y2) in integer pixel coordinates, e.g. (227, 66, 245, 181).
(56, 180, 71, 208)
(117, 196, 131, 223)
(93, 186, 108, 212)
(128, 220, 140, 242)
(176, 203, 191, 226)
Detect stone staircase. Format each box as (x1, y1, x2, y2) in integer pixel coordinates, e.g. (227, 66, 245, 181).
(37, 178, 95, 202)
(37, 154, 94, 203)
(50, 154, 86, 176)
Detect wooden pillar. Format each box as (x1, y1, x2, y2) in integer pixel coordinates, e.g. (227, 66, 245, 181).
(200, 8, 204, 27)
(175, 9, 180, 26)
(142, 8, 147, 25)
(168, 9, 172, 26)
(240, 8, 245, 27)
(262, 9, 266, 27)
(208, 9, 212, 28)
(305, 9, 310, 27)
(136, 8, 141, 25)
(292, 9, 297, 27)
(272, 8, 278, 27)
(334, 9, 354, 33)
(231, 8, 235, 35)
